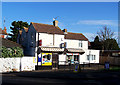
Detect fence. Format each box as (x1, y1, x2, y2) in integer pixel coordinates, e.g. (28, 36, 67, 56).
(100, 56, 120, 66)
(58, 61, 103, 71)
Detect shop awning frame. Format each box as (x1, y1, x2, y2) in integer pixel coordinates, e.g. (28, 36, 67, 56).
(66, 48, 85, 54)
(38, 47, 64, 53)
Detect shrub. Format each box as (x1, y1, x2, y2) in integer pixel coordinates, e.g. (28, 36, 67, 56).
(1, 46, 24, 58)
(11, 47, 24, 57)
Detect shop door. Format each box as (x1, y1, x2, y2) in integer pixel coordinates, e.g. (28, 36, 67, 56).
(52, 53, 59, 69)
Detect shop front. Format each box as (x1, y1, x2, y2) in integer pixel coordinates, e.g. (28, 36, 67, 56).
(66, 48, 85, 65)
(36, 47, 64, 70)
(66, 53, 79, 65)
(58, 48, 85, 70)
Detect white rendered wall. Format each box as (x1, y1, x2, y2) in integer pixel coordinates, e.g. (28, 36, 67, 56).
(59, 54, 66, 65)
(64, 39, 88, 49)
(38, 33, 64, 47)
(0, 57, 35, 73)
(80, 50, 100, 64)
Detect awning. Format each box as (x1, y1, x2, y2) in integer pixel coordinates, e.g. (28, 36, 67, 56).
(40, 47, 64, 53)
(66, 48, 85, 54)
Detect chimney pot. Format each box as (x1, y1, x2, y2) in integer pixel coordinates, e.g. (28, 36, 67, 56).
(63, 29, 67, 34)
(53, 20, 58, 26)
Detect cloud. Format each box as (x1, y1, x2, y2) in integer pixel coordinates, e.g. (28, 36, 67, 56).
(76, 20, 118, 26)
(83, 32, 119, 42)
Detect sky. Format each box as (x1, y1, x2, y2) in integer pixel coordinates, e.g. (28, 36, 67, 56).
(2, 2, 119, 41)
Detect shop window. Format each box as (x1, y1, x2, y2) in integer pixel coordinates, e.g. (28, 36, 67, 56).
(67, 55, 74, 64)
(74, 55, 79, 61)
(112, 53, 119, 57)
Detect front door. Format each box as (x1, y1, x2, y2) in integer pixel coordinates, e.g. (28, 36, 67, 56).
(52, 53, 59, 69)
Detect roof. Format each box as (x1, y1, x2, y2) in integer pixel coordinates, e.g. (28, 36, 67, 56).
(31, 22, 64, 35)
(65, 32, 88, 41)
(65, 32, 91, 46)
(1, 38, 22, 48)
(0, 28, 8, 35)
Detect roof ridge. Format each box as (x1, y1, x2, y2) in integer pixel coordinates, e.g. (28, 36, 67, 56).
(31, 22, 63, 31)
(31, 22, 55, 27)
(2, 38, 21, 46)
(68, 32, 82, 34)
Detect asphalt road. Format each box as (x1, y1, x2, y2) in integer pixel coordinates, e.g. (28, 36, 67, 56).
(1, 70, 120, 85)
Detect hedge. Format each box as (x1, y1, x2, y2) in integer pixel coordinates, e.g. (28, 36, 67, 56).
(0, 46, 24, 58)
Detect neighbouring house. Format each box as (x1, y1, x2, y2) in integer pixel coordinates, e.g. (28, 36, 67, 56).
(2, 38, 22, 48)
(0, 27, 8, 39)
(17, 20, 100, 70)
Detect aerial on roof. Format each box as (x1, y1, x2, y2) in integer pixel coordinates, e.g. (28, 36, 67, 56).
(65, 32, 88, 41)
(2, 38, 22, 48)
(31, 22, 64, 35)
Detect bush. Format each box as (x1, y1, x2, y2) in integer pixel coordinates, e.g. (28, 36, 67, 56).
(11, 47, 24, 57)
(0, 46, 24, 58)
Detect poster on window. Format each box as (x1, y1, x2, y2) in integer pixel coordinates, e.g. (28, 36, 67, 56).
(42, 53, 52, 66)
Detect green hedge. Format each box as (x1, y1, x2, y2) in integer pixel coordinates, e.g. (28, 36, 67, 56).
(0, 46, 24, 58)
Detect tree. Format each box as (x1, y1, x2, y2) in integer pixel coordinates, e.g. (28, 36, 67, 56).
(96, 26, 120, 50)
(104, 39, 120, 50)
(8, 21, 29, 42)
(97, 26, 115, 50)
(97, 26, 115, 42)
(93, 36, 102, 50)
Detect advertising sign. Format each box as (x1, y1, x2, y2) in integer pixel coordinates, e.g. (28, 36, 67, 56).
(38, 54, 41, 62)
(42, 53, 52, 66)
(33, 57, 37, 63)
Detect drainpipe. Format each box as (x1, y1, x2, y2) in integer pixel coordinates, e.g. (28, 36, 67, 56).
(37, 32, 39, 70)
(53, 33, 54, 46)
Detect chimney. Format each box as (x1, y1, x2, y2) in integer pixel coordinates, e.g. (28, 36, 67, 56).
(63, 29, 67, 34)
(53, 20, 58, 26)
(4, 27, 7, 33)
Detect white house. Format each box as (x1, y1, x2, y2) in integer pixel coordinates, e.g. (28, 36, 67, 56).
(17, 20, 99, 70)
(62, 31, 99, 65)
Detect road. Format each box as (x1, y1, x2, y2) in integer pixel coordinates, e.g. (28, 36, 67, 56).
(1, 70, 120, 85)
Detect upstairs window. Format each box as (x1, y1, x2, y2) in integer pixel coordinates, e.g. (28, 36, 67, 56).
(79, 41, 82, 47)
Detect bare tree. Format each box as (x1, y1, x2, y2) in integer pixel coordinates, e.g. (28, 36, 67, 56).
(97, 26, 115, 42)
(97, 26, 115, 50)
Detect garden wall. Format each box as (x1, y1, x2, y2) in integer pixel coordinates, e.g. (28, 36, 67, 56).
(0, 56, 35, 73)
